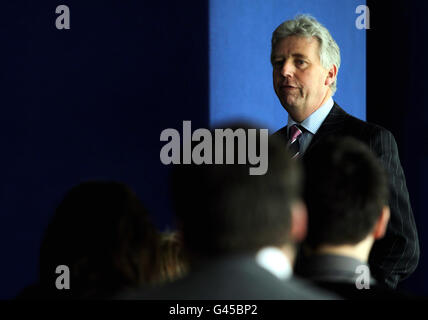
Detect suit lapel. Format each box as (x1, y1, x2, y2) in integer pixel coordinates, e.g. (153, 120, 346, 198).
(303, 103, 349, 156)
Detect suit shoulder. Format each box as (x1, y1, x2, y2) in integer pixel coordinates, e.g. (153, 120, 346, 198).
(340, 110, 395, 142)
(341, 111, 377, 130)
(272, 125, 287, 137)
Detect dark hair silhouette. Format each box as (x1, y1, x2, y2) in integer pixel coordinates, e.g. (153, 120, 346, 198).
(303, 136, 389, 247)
(36, 181, 161, 299)
(171, 123, 302, 257)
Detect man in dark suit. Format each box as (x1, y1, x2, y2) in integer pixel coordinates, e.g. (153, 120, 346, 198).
(271, 14, 419, 288)
(119, 125, 337, 299)
(296, 136, 415, 299)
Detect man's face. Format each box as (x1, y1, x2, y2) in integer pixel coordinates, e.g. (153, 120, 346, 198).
(272, 36, 332, 121)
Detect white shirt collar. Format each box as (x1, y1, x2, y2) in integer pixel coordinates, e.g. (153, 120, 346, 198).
(255, 246, 292, 280)
(287, 97, 334, 135)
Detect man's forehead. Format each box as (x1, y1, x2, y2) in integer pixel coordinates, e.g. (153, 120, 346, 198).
(273, 35, 319, 57)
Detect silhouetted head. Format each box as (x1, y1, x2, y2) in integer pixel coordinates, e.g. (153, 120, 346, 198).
(303, 136, 389, 248)
(171, 123, 304, 259)
(39, 181, 160, 298)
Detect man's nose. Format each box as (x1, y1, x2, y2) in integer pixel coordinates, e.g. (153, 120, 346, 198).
(280, 60, 295, 78)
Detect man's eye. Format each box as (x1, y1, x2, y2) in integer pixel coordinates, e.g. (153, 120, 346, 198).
(273, 60, 283, 67)
(296, 60, 306, 66)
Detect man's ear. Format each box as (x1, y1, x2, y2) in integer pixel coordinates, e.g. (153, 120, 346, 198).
(373, 206, 390, 240)
(325, 64, 337, 87)
(290, 200, 308, 243)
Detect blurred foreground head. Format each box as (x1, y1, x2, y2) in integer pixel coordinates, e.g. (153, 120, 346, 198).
(171, 123, 305, 258)
(303, 136, 390, 250)
(39, 181, 160, 298)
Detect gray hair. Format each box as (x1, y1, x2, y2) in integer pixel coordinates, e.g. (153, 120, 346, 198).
(271, 14, 341, 95)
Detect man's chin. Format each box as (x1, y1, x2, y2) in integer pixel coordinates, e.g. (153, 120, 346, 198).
(281, 98, 299, 112)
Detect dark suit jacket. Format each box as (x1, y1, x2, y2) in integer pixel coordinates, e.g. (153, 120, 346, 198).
(118, 254, 338, 300)
(274, 103, 420, 288)
(296, 254, 375, 284)
(296, 254, 417, 299)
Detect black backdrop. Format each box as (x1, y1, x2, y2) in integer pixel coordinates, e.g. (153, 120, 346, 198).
(367, 0, 428, 295)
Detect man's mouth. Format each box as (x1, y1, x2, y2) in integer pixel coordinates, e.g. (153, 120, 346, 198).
(281, 85, 298, 90)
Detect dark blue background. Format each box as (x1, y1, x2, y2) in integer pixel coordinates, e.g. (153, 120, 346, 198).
(0, 0, 208, 299)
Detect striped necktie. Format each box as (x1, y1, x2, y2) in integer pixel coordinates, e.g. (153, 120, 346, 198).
(288, 124, 303, 159)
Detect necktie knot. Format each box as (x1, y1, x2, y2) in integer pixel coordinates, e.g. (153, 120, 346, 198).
(289, 124, 303, 143)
